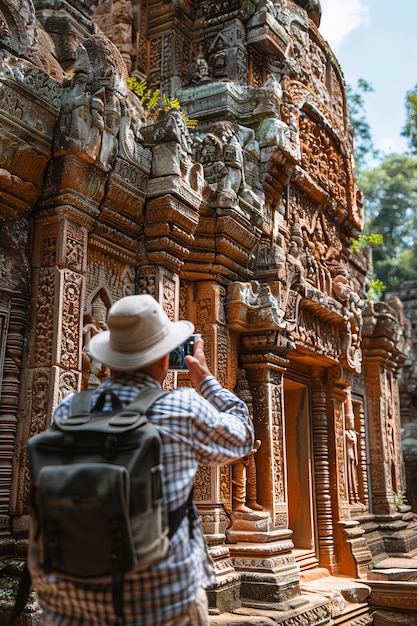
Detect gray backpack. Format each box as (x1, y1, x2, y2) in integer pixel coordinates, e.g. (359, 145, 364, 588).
(12, 387, 194, 624)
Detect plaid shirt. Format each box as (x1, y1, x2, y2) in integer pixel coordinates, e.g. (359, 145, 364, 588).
(33, 373, 254, 626)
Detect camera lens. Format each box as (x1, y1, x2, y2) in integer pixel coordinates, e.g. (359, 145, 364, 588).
(169, 350, 180, 364)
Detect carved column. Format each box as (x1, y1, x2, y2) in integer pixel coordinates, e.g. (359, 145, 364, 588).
(181, 280, 241, 614)
(232, 353, 300, 608)
(362, 303, 405, 516)
(10, 217, 87, 516)
(327, 366, 373, 577)
(224, 280, 301, 606)
(1, 294, 28, 532)
(328, 367, 351, 522)
(0, 216, 32, 538)
(311, 367, 338, 572)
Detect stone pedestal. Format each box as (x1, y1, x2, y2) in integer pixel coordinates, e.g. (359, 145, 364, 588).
(226, 510, 301, 608)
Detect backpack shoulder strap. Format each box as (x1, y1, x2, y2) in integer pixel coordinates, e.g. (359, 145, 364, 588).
(168, 487, 196, 540)
(128, 387, 195, 540)
(70, 387, 168, 417)
(127, 387, 168, 413)
(68, 387, 165, 418)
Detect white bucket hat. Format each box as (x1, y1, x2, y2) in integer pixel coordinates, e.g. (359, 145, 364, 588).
(88, 294, 194, 371)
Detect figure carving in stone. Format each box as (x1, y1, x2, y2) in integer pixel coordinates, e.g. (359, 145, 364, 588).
(137, 275, 156, 297)
(287, 220, 305, 287)
(311, 220, 332, 294)
(53, 45, 105, 164)
(257, 112, 290, 147)
(255, 234, 286, 281)
(198, 122, 242, 207)
(208, 34, 236, 81)
(118, 91, 147, 163)
(190, 52, 210, 84)
(238, 0, 257, 21)
(237, 126, 265, 210)
(0, 12, 10, 41)
(198, 121, 263, 211)
(254, 73, 282, 117)
(82, 295, 110, 386)
(232, 369, 262, 512)
(345, 392, 361, 505)
(96, 88, 121, 171)
(300, 212, 338, 295)
(333, 272, 363, 371)
(32, 372, 50, 431)
(0, 219, 31, 291)
(385, 377, 399, 494)
(143, 108, 203, 192)
(385, 295, 412, 358)
(231, 440, 262, 512)
(113, 0, 133, 25)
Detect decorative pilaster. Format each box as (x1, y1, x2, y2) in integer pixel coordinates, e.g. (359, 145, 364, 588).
(182, 280, 241, 613)
(311, 367, 338, 572)
(232, 355, 300, 607)
(327, 367, 373, 577)
(11, 217, 87, 515)
(1, 295, 28, 528)
(362, 302, 405, 516)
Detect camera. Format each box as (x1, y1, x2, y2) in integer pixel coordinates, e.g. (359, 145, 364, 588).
(169, 334, 199, 370)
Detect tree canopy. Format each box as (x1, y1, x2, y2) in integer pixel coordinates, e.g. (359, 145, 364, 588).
(346, 79, 378, 170)
(360, 154, 417, 291)
(402, 84, 417, 152)
(347, 80, 417, 293)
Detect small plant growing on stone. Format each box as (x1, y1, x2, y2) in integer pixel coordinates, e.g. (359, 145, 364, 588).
(127, 77, 198, 128)
(395, 491, 406, 510)
(351, 233, 386, 301)
(0, 575, 15, 603)
(350, 233, 384, 253)
(366, 277, 386, 302)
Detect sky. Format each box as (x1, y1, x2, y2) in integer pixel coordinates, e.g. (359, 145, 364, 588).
(318, 0, 417, 158)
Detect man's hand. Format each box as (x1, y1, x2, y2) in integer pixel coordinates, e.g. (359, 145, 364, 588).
(185, 335, 211, 388)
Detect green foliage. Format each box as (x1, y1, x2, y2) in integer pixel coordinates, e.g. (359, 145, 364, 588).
(402, 84, 417, 152)
(0, 575, 15, 603)
(366, 278, 386, 302)
(127, 76, 198, 128)
(350, 233, 384, 253)
(346, 79, 379, 170)
(395, 491, 407, 511)
(359, 153, 417, 291)
(346, 80, 417, 296)
(350, 234, 386, 301)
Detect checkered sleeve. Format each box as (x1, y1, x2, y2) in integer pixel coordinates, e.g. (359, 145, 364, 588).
(190, 375, 254, 465)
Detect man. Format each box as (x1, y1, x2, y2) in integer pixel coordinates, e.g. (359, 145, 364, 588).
(33, 294, 254, 626)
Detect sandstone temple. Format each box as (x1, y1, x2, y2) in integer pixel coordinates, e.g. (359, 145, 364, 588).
(1, 0, 417, 624)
